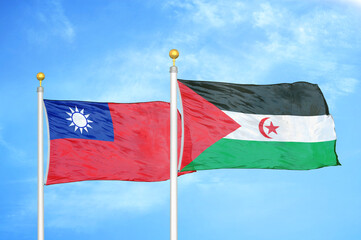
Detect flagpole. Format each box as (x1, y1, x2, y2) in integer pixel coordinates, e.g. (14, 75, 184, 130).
(169, 49, 179, 240)
(37, 72, 45, 240)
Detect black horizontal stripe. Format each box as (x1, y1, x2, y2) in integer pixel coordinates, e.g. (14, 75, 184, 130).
(179, 79, 329, 116)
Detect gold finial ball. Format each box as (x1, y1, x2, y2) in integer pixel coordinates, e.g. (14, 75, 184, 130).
(169, 49, 179, 60)
(36, 72, 45, 81)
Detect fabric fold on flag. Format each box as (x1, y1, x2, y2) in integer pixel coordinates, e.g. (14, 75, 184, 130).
(44, 100, 191, 185)
(178, 79, 340, 172)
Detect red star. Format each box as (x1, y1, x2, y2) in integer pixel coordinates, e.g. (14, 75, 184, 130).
(265, 121, 279, 135)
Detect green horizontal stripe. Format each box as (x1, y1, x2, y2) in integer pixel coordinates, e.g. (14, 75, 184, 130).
(181, 139, 339, 171)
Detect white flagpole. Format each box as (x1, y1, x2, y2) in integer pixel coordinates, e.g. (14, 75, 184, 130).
(37, 72, 45, 240)
(169, 49, 179, 240)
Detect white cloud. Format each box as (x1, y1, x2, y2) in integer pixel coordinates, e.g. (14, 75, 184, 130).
(89, 48, 172, 103)
(93, 0, 360, 106)
(57, 0, 358, 106)
(178, 170, 295, 223)
(0, 127, 26, 161)
(248, 3, 361, 109)
(338, 78, 359, 93)
(333, 0, 361, 7)
(44, 181, 169, 229)
(253, 2, 284, 28)
(320, 77, 359, 107)
(29, 0, 75, 43)
(3, 179, 171, 231)
(165, 0, 246, 28)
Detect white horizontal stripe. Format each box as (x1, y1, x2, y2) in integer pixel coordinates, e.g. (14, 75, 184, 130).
(223, 111, 336, 142)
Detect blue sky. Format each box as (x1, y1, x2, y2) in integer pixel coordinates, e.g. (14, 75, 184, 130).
(1, 0, 361, 239)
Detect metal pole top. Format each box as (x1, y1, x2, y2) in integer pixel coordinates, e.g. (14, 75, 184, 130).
(169, 49, 179, 66)
(36, 72, 45, 87)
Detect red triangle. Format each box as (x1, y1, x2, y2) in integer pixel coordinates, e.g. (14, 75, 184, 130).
(179, 81, 241, 170)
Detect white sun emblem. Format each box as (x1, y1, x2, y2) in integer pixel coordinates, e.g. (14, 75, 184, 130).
(66, 106, 93, 134)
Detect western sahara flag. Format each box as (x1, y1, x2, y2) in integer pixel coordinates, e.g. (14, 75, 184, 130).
(178, 79, 340, 172)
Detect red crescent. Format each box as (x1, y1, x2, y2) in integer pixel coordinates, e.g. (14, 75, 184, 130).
(259, 117, 271, 139)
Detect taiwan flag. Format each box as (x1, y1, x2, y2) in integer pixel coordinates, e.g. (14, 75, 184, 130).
(44, 100, 187, 185)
